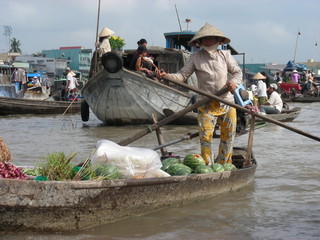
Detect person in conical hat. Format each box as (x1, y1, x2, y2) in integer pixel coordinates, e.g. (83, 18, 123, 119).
(89, 26, 115, 78)
(290, 69, 300, 84)
(188, 22, 231, 46)
(252, 72, 267, 105)
(252, 72, 266, 80)
(160, 22, 242, 165)
(97, 26, 115, 57)
(99, 27, 114, 38)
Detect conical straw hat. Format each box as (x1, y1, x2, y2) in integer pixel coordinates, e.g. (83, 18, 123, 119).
(188, 22, 231, 46)
(99, 27, 115, 38)
(252, 72, 266, 80)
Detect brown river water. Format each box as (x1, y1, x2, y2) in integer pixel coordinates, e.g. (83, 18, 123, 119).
(0, 102, 320, 240)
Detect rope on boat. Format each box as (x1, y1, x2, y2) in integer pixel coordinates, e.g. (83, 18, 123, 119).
(73, 148, 96, 181)
(140, 74, 171, 109)
(48, 92, 81, 132)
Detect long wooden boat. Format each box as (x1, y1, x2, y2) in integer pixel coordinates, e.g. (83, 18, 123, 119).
(291, 96, 320, 103)
(0, 148, 256, 232)
(257, 107, 301, 122)
(0, 97, 80, 115)
(81, 47, 198, 125)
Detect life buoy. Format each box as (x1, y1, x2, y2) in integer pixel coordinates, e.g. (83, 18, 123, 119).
(101, 51, 123, 73)
(81, 100, 89, 122)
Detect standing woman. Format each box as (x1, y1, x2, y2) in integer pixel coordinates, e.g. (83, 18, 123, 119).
(89, 27, 115, 78)
(160, 23, 242, 165)
(252, 72, 268, 105)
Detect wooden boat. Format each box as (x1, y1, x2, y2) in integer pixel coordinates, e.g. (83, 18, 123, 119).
(0, 147, 256, 232)
(257, 107, 301, 122)
(81, 29, 243, 125)
(0, 97, 80, 115)
(81, 47, 198, 125)
(291, 96, 320, 103)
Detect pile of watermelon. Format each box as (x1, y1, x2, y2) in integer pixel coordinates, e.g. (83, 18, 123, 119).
(161, 154, 237, 176)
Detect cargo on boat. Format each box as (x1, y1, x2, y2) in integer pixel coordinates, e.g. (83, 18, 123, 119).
(0, 148, 256, 232)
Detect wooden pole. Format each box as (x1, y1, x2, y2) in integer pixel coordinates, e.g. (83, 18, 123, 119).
(163, 77, 320, 142)
(244, 115, 256, 167)
(152, 113, 168, 156)
(94, 0, 101, 74)
(152, 132, 199, 151)
(293, 29, 300, 63)
(117, 98, 209, 146)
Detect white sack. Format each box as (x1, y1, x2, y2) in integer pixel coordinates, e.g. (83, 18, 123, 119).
(91, 139, 164, 179)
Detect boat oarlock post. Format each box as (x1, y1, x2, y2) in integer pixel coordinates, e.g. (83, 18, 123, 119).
(163, 77, 320, 142)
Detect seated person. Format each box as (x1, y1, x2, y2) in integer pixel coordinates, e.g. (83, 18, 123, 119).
(260, 83, 283, 114)
(32, 76, 41, 87)
(129, 46, 158, 78)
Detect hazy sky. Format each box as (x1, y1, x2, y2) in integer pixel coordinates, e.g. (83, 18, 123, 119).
(1, 0, 320, 64)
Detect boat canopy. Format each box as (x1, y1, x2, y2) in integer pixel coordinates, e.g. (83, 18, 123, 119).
(27, 73, 41, 79)
(283, 60, 309, 72)
(164, 30, 239, 55)
(164, 30, 197, 52)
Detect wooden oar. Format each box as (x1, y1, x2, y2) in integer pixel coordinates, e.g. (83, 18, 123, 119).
(152, 132, 199, 150)
(163, 77, 320, 142)
(117, 98, 209, 146)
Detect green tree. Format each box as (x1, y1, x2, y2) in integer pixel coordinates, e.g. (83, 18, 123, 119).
(10, 38, 22, 54)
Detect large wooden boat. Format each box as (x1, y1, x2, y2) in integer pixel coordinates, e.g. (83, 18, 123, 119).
(81, 30, 243, 125)
(81, 47, 198, 125)
(0, 148, 256, 232)
(0, 97, 80, 115)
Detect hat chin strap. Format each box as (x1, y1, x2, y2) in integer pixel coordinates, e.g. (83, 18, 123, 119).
(201, 42, 220, 53)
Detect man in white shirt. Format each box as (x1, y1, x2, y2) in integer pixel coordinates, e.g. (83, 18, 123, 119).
(65, 68, 78, 93)
(260, 83, 283, 114)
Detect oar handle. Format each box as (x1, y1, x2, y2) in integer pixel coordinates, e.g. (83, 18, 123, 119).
(163, 77, 320, 142)
(117, 98, 209, 146)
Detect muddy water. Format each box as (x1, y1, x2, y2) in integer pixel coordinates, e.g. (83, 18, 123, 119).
(1, 102, 320, 240)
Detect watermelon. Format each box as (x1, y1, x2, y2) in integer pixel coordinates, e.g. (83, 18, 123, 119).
(161, 157, 180, 171)
(194, 165, 214, 174)
(212, 163, 224, 172)
(223, 163, 237, 171)
(166, 163, 192, 176)
(183, 154, 206, 170)
(95, 164, 120, 180)
(71, 166, 91, 180)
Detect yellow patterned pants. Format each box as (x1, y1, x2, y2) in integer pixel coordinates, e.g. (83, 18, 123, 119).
(197, 100, 237, 165)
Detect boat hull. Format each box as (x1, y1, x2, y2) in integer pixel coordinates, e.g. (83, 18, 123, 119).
(0, 150, 256, 231)
(82, 68, 193, 125)
(257, 107, 301, 122)
(291, 96, 320, 103)
(0, 97, 80, 115)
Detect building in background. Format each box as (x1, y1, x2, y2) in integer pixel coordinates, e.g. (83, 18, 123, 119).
(0, 52, 21, 64)
(15, 55, 68, 78)
(42, 46, 92, 77)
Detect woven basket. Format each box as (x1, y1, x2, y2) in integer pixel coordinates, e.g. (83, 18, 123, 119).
(0, 137, 12, 163)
